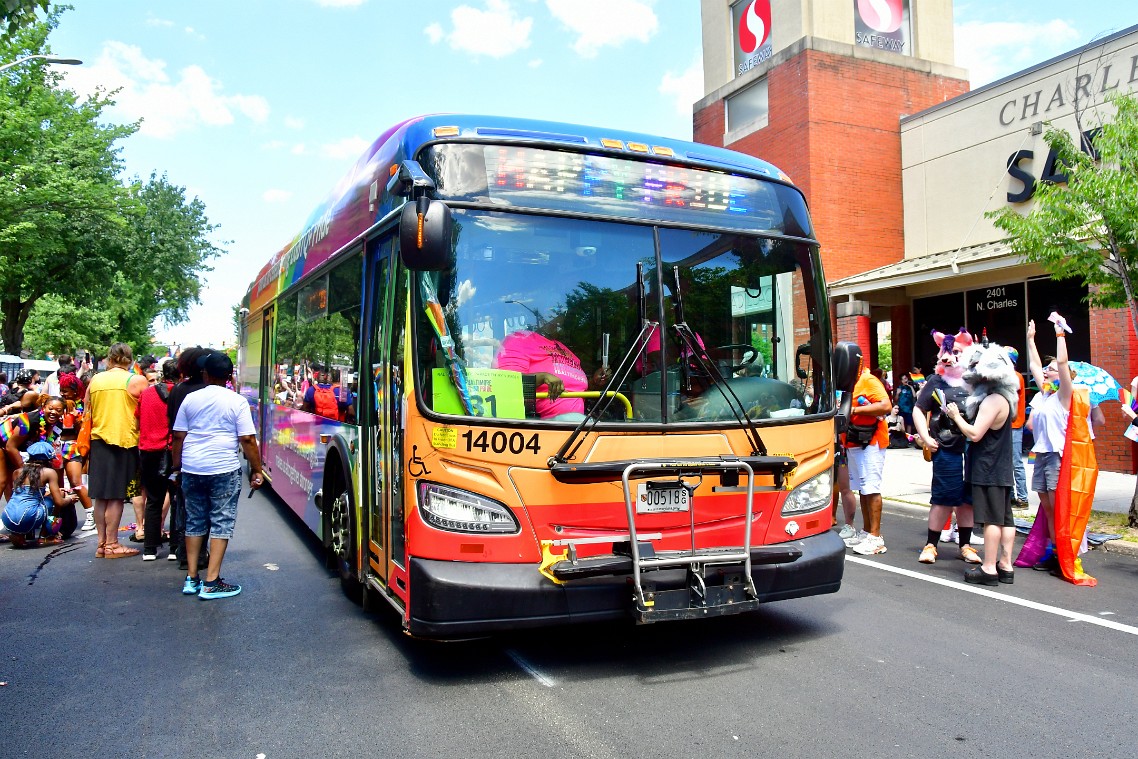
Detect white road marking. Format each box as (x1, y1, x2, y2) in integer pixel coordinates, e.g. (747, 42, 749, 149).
(846, 556, 1138, 636)
(506, 648, 556, 688)
(263, 563, 279, 571)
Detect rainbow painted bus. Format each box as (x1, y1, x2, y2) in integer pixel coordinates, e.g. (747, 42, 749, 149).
(239, 115, 861, 638)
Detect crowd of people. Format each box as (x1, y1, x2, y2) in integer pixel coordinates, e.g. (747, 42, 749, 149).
(834, 313, 1124, 587)
(0, 345, 263, 600)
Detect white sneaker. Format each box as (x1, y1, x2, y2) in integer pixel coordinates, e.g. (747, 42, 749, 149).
(843, 529, 867, 548)
(838, 524, 858, 541)
(970, 530, 985, 546)
(940, 526, 958, 544)
(81, 511, 95, 532)
(851, 534, 887, 555)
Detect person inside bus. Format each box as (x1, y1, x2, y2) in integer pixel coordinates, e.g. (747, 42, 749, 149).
(493, 323, 610, 421)
(302, 369, 353, 421)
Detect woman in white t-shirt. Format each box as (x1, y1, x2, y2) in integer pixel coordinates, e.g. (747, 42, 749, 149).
(1025, 318, 1075, 564)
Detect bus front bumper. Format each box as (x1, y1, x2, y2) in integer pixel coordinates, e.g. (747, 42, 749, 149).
(407, 529, 845, 638)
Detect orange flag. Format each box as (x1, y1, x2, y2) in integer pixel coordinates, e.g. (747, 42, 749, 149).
(1053, 388, 1097, 586)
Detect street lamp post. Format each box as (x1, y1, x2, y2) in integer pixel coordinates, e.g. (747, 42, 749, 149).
(0, 54, 83, 74)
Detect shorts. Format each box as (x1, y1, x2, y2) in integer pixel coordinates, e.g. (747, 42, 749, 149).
(59, 439, 84, 464)
(846, 444, 885, 495)
(972, 485, 1013, 526)
(1031, 451, 1061, 493)
(930, 449, 968, 506)
(87, 439, 140, 500)
(182, 468, 242, 540)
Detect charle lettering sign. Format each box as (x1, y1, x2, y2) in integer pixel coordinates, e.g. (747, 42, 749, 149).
(1000, 50, 1138, 203)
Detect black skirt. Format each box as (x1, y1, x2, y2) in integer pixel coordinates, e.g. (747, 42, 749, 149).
(87, 438, 140, 500)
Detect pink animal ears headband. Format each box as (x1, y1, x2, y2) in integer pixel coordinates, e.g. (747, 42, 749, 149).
(931, 328, 973, 354)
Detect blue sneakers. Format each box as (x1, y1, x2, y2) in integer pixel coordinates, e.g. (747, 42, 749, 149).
(198, 578, 242, 600)
(182, 576, 202, 595)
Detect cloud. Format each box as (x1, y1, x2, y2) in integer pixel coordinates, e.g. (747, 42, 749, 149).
(262, 139, 288, 150)
(432, 0, 533, 58)
(61, 42, 270, 139)
(146, 17, 174, 28)
(291, 144, 306, 155)
(546, 0, 657, 57)
(284, 116, 305, 130)
(659, 57, 703, 117)
(313, 0, 367, 6)
(320, 136, 369, 160)
(955, 19, 1081, 87)
(527, 58, 542, 68)
(263, 189, 293, 203)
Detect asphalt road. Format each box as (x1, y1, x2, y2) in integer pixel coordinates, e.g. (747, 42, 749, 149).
(2, 490, 1137, 759)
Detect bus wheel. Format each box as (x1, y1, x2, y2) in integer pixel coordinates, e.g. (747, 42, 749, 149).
(328, 487, 362, 603)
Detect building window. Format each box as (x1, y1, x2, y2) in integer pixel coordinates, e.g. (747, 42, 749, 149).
(726, 77, 769, 133)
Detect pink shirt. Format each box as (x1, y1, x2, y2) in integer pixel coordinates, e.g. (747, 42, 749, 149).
(494, 331, 587, 418)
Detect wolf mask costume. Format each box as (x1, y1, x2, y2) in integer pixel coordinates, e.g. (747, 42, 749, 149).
(963, 343, 1019, 419)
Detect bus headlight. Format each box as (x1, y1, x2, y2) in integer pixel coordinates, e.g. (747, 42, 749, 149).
(781, 471, 832, 516)
(417, 482, 520, 534)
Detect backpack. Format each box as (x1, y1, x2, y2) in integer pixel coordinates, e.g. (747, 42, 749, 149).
(313, 385, 340, 420)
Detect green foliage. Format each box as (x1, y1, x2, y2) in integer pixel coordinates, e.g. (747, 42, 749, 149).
(3, 10, 222, 356)
(1, 0, 48, 39)
(877, 336, 892, 373)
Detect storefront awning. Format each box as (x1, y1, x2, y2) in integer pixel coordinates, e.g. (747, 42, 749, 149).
(828, 240, 1026, 299)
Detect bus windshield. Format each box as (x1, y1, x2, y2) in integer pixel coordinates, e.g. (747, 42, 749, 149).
(415, 208, 831, 424)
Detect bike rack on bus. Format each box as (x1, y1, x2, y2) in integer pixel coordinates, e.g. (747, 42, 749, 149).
(621, 458, 764, 623)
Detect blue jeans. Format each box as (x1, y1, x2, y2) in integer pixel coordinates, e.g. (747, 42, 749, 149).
(182, 468, 242, 540)
(1011, 427, 1027, 501)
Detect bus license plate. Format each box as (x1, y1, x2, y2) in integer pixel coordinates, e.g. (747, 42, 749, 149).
(636, 482, 691, 514)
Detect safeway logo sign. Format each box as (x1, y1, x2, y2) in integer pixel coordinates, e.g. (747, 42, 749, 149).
(737, 0, 771, 54)
(854, 0, 909, 55)
(856, 0, 903, 33)
(733, 0, 773, 77)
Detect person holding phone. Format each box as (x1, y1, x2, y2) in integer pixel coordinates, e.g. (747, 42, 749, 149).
(170, 350, 264, 600)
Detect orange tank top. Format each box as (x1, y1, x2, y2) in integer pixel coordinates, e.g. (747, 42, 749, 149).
(89, 368, 139, 448)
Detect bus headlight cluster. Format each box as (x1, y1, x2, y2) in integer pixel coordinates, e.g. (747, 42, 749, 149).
(417, 482, 520, 534)
(781, 471, 832, 516)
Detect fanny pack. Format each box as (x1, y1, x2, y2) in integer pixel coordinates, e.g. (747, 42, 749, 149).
(846, 420, 878, 447)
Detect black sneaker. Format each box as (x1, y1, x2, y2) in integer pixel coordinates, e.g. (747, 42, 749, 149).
(199, 578, 242, 600)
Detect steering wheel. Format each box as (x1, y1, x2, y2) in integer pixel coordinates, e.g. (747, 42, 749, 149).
(716, 344, 760, 374)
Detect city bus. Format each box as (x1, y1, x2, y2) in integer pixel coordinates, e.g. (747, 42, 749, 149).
(238, 115, 861, 638)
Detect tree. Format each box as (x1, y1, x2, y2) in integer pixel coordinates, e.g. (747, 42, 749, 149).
(0, 10, 137, 354)
(1, 0, 48, 39)
(987, 90, 1138, 527)
(877, 336, 892, 374)
(5, 11, 222, 356)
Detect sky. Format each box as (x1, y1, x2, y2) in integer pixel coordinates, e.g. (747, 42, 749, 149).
(38, 1, 1138, 351)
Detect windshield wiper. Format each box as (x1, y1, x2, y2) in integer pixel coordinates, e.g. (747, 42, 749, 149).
(669, 265, 767, 456)
(550, 320, 657, 465)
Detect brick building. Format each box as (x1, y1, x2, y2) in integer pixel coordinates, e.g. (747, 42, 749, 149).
(694, 0, 1138, 472)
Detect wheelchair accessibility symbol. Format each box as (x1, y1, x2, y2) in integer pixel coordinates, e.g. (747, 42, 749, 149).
(408, 445, 431, 478)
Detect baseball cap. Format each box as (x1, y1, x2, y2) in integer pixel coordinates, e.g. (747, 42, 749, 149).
(201, 350, 234, 380)
(27, 441, 54, 461)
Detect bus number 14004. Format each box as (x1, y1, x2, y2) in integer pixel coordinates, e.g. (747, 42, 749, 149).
(462, 430, 542, 455)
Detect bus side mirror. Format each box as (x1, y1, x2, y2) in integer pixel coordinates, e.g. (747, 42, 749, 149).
(832, 341, 862, 432)
(399, 197, 454, 271)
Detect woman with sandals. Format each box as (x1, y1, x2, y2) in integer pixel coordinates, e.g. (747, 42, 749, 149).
(84, 343, 149, 559)
(1, 441, 80, 548)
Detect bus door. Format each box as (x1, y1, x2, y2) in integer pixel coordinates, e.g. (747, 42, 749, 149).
(258, 305, 275, 455)
(366, 244, 392, 581)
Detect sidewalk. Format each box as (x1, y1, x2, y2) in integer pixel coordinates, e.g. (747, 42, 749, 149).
(880, 446, 1137, 515)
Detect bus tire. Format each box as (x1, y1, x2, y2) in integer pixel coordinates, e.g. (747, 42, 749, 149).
(328, 482, 363, 604)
